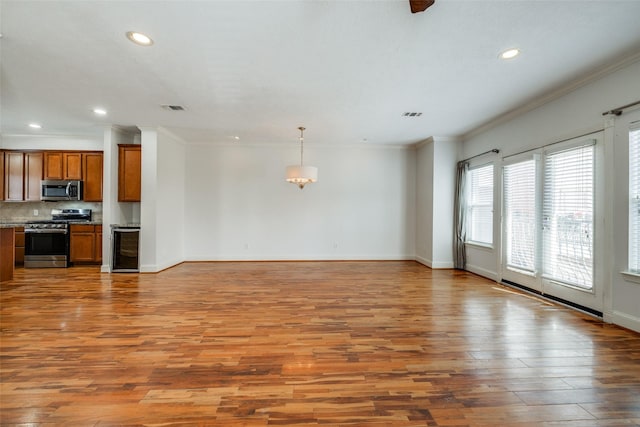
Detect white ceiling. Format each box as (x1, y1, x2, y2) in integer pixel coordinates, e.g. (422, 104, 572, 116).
(2, 0, 640, 146)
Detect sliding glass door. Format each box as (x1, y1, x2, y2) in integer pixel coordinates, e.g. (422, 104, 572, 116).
(501, 134, 603, 312)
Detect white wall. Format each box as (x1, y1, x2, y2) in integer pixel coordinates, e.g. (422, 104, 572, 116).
(154, 128, 186, 270)
(415, 137, 458, 268)
(139, 128, 158, 272)
(416, 140, 434, 265)
(432, 138, 458, 268)
(461, 58, 640, 332)
(139, 128, 187, 273)
(184, 143, 416, 261)
(0, 134, 102, 151)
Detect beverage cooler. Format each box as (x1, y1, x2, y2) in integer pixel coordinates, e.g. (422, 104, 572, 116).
(111, 225, 140, 272)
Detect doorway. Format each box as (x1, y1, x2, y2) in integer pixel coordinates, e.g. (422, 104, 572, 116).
(500, 132, 604, 313)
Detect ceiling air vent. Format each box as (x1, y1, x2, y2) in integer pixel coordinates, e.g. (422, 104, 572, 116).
(403, 112, 422, 117)
(161, 104, 186, 111)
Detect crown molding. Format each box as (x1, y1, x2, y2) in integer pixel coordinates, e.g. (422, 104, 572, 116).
(462, 48, 640, 142)
(188, 140, 414, 150)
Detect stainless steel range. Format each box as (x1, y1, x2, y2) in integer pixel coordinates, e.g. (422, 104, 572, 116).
(24, 209, 91, 268)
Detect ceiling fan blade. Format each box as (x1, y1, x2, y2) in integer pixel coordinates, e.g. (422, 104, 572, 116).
(409, 0, 435, 13)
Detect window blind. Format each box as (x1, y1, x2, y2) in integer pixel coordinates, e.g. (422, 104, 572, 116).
(542, 143, 594, 289)
(468, 164, 494, 245)
(504, 159, 536, 273)
(630, 127, 640, 273)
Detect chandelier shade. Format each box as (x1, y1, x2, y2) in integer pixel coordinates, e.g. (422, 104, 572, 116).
(286, 165, 318, 189)
(286, 126, 318, 189)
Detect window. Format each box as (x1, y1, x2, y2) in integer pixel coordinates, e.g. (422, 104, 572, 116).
(503, 159, 536, 274)
(542, 143, 594, 289)
(467, 163, 494, 245)
(630, 126, 640, 273)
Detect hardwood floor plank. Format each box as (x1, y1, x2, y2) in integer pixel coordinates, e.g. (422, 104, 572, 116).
(1, 261, 640, 425)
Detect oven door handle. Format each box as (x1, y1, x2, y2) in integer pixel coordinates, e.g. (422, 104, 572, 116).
(25, 229, 68, 234)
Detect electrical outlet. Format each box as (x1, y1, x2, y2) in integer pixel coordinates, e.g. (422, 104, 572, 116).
(33, 209, 39, 216)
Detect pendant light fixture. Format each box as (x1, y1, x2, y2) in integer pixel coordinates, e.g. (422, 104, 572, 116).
(286, 126, 318, 189)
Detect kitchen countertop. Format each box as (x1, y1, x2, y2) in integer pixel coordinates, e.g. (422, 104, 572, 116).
(0, 221, 103, 227)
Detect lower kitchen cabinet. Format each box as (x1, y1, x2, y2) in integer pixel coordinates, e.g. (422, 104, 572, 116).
(70, 224, 102, 264)
(14, 226, 24, 266)
(1, 228, 15, 282)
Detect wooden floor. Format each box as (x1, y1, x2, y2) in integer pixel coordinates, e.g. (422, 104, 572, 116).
(1, 261, 640, 426)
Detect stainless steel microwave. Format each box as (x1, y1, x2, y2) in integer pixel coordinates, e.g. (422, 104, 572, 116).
(40, 180, 83, 201)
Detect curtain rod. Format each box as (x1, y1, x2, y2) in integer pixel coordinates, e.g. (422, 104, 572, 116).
(502, 129, 601, 160)
(602, 99, 640, 116)
(460, 148, 499, 163)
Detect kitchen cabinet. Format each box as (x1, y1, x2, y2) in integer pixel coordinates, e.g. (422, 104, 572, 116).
(118, 145, 141, 202)
(70, 224, 102, 264)
(0, 151, 4, 200)
(82, 152, 103, 202)
(43, 152, 63, 179)
(4, 151, 25, 201)
(44, 152, 82, 180)
(96, 226, 102, 262)
(2, 151, 44, 201)
(24, 152, 43, 201)
(63, 152, 83, 180)
(43, 151, 103, 201)
(15, 226, 24, 265)
(1, 228, 15, 282)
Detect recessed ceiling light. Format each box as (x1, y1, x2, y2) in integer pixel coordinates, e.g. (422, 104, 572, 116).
(234, 136, 240, 141)
(499, 48, 521, 60)
(93, 108, 107, 116)
(126, 31, 154, 46)
(28, 123, 42, 129)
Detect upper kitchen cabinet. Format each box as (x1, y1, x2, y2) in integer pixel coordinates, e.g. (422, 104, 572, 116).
(4, 151, 25, 201)
(82, 152, 103, 202)
(43, 151, 103, 201)
(118, 145, 141, 202)
(44, 152, 82, 180)
(2, 151, 44, 202)
(64, 152, 83, 180)
(24, 152, 43, 201)
(43, 152, 63, 179)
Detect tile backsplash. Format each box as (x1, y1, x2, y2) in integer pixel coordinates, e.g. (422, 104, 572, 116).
(0, 201, 102, 223)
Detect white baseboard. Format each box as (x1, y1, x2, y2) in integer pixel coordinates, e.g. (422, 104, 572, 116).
(414, 256, 453, 269)
(140, 257, 184, 273)
(610, 310, 640, 333)
(185, 254, 416, 262)
(415, 256, 431, 267)
(465, 264, 498, 281)
(431, 260, 454, 269)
